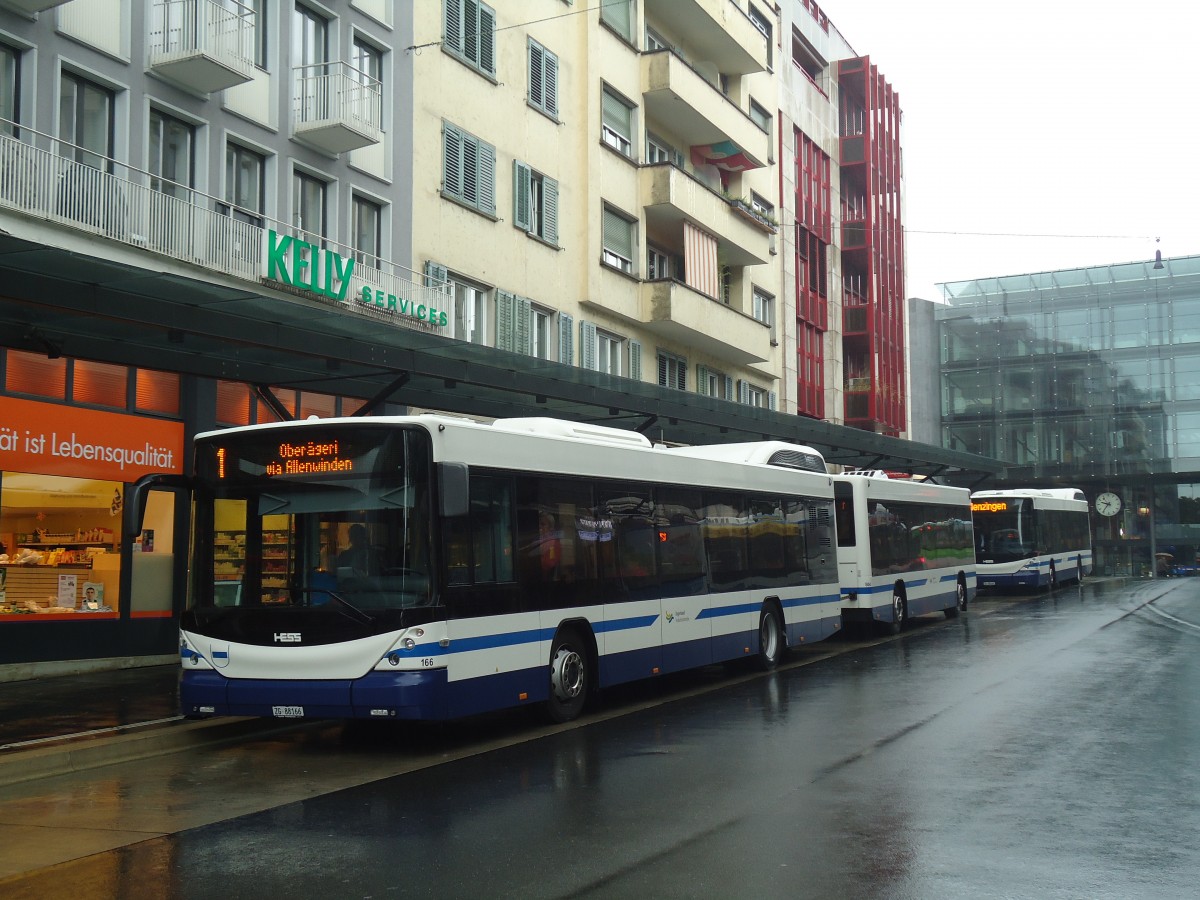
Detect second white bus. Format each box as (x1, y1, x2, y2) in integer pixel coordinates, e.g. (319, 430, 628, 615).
(833, 472, 976, 633)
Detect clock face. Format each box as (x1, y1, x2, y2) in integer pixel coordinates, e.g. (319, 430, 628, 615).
(1096, 492, 1122, 516)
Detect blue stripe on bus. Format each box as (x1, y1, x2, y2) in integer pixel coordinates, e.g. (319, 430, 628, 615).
(388, 614, 663, 660)
(697, 592, 840, 620)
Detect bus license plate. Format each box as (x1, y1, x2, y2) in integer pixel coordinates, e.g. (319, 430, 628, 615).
(272, 706, 304, 718)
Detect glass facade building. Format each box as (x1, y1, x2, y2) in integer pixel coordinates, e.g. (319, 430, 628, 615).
(936, 254, 1200, 577)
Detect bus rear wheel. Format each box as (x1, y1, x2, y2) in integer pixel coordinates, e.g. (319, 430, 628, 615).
(757, 605, 785, 671)
(546, 629, 589, 723)
(884, 589, 905, 635)
(945, 579, 967, 618)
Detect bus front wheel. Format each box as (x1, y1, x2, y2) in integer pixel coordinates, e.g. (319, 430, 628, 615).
(757, 605, 785, 671)
(546, 629, 589, 723)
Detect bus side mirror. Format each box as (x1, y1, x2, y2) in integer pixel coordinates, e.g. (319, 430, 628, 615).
(438, 463, 469, 518)
(125, 473, 193, 541)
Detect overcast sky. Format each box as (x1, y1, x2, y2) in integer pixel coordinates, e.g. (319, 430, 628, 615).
(818, 0, 1200, 301)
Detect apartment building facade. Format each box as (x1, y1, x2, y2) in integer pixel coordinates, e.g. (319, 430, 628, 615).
(0, 0, 920, 669)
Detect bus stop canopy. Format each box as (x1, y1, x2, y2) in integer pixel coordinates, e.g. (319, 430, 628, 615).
(0, 230, 1002, 481)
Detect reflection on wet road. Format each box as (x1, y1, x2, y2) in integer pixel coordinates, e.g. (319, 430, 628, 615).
(3, 579, 1199, 898)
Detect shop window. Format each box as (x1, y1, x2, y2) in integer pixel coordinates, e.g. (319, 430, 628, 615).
(5, 350, 67, 399)
(73, 359, 128, 408)
(135, 369, 181, 416)
(216, 380, 253, 426)
(0, 472, 123, 619)
(299, 392, 336, 419)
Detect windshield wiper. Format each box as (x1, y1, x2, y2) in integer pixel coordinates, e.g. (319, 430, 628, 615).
(296, 587, 374, 625)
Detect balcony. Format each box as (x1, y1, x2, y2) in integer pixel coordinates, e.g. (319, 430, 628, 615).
(639, 280, 770, 366)
(148, 0, 256, 94)
(1, 0, 70, 13)
(641, 51, 769, 172)
(293, 62, 383, 155)
(643, 0, 769, 75)
(640, 164, 770, 267)
(0, 124, 445, 337)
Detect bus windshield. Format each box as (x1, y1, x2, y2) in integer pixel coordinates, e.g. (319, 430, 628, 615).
(192, 425, 434, 611)
(973, 498, 1034, 563)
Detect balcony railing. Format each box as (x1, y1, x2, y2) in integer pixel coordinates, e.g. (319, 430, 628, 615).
(0, 122, 448, 336)
(2, 0, 70, 13)
(293, 62, 383, 155)
(149, 0, 256, 93)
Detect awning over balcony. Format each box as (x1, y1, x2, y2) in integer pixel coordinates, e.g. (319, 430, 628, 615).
(690, 140, 761, 173)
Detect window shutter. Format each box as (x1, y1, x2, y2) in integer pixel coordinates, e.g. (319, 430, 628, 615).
(657, 353, 668, 386)
(529, 41, 544, 109)
(513, 161, 531, 231)
(602, 90, 631, 141)
(602, 208, 632, 260)
(629, 340, 642, 381)
(478, 2, 496, 76)
(768, 391, 777, 411)
(543, 49, 559, 117)
(738, 379, 750, 405)
(724, 375, 734, 401)
(443, 123, 463, 199)
(559, 312, 574, 365)
(580, 320, 598, 371)
(477, 138, 496, 215)
(423, 260, 448, 288)
(696, 365, 709, 395)
(496, 289, 515, 352)
(515, 295, 532, 355)
(445, 0, 463, 56)
(543, 175, 559, 245)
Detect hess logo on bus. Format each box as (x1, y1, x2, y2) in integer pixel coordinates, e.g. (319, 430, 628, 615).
(274, 632, 302, 643)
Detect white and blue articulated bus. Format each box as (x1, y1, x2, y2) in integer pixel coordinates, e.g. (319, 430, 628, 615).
(971, 488, 1093, 590)
(132, 415, 844, 724)
(832, 472, 976, 634)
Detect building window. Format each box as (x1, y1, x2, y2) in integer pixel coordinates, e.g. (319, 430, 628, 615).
(453, 277, 490, 345)
(513, 161, 559, 245)
(442, 121, 497, 216)
(746, 383, 767, 407)
(293, 4, 328, 67)
(602, 205, 635, 273)
(600, 0, 633, 41)
(292, 171, 326, 245)
(248, 0, 267, 68)
(647, 245, 672, 280)
(531, 305, 554, 359)
(601, 86, 634, 156)
(148, 109, 194, 200)
(645, 26, 668, 52)
(749, 5, 772, 68)
(597, 330, 623, 376)
(222, 143, 265, 227)
(698, 366, 731, 400)
(658, 352, 687, 390)
(352, 37, 384, 116)
(1, 43, 18, 135)
(444, 0, 496, 78)
(59, 71, 114, 170)
(750, 99, 771, 134)
(792, 28, 825, 84)
(528, 39, 558, 118)
(352, 195, 382, 269)
(753, 287, 774, 330)
(646, 132, 679, 166)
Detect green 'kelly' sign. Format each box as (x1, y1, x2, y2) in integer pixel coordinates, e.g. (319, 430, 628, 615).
(262, 230, 449, 328)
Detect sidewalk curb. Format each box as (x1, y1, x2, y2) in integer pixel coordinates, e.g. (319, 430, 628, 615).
(0, 718, 308, 789)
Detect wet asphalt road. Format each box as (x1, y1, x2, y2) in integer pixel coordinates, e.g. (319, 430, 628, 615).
(3, 578, 1199, 899)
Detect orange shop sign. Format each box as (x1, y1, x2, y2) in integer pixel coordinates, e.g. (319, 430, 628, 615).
(0, 396, 184, 481)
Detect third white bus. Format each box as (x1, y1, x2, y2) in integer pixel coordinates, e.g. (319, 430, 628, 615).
(833, 472, 976, 633)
